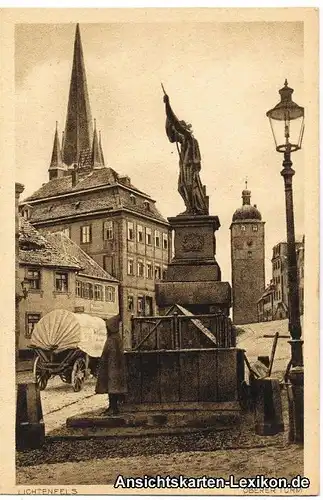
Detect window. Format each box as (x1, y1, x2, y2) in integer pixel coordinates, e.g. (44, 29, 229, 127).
(248, 251, 252, 258)
(105, 286, 115, 302)
(127, 221, 134, 240)
(82, 282, 89, 299)
(94, 284, 103, 301)
(130, 194, 136, 205)
(252, 225, 258, 232)
(144, 200, 150, 211)
(155, 230, 160, 247)
(103, 220, 113, 240)
(137, 296, 144, 314)
(146, 262, 153, 279)
(127, 295, 134, 311)
(55, 272, 68, 292)
(146, 227, 152, 245)
(127, 258, 134, 276)
(26, 269, 41, 290)
(137, 225, 144, 243)
(62, 227, 71, 238)
(25, 313, 41, 339)
(81, 225, 91, 243)
(155, 264, 161, 280)
(76, 280, 82, 297)
(240, 225, 246, 231)
(162, 233, 168, 250)
(162, 265, 168, 280)
(89, 283, 94, 300)
(137, 260, 144, 277)
(103, 255, 115, 275)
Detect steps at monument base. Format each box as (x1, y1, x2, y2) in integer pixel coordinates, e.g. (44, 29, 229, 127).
(65, 402, 241, 438)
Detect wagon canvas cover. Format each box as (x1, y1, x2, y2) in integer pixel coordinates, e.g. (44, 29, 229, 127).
(30, 309, 107, 357)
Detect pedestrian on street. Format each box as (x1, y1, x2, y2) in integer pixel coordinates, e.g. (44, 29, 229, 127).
(95, 315, 127, 415)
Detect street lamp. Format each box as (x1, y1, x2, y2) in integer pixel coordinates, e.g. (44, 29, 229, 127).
(266, 79, 304, 443)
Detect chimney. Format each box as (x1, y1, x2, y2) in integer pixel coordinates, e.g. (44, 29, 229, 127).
(71, 164, 79, 187)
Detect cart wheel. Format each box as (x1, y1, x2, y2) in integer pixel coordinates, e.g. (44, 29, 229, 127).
(71, 357, 86, 392)
(60, 372, 72, 384)
(33, 356, 49, 391)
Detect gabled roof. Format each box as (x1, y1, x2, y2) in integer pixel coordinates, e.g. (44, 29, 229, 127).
(43, 231, 118, 282)
(19, 216, 81, 269)
(18, 216, 118, 283)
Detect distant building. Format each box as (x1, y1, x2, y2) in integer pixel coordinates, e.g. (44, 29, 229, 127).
(257, 280, 275, 322)
(230, 183, 265, 325)
(271, 239, 303, 320)
(18, 215, 119, 353)
(257, 237, 304, 322)
(19, 24, 171, 348)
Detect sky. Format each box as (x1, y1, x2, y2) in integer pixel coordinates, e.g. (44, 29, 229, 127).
(15, 21, 304, 284)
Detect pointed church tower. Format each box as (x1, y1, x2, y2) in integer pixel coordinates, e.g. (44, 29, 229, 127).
(92, 119, 104, 169)
(62, 24, 93, 168)
(48, 122, 66, 180)
(99, 131, 105, 166)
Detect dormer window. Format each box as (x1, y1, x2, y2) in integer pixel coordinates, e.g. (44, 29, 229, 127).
(21, 205, 32, 220)
(144, 200, 150, 211)
(130, 194, 136, 205)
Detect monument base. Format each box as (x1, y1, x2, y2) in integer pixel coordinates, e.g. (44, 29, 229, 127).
(156, 213, 231, 315)
(156, 280, 231, 316)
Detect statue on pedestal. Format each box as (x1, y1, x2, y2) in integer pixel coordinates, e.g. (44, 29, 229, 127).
(162, 86, 209, 216)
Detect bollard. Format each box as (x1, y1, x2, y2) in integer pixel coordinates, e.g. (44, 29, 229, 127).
(16, 382, 45, 451)
(254, 377, 284, 436)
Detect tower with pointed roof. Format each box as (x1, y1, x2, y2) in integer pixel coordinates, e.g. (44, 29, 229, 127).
(48, 24, 104, 180)
(24, 24, 171, 349)
(230, 182, 265, 324)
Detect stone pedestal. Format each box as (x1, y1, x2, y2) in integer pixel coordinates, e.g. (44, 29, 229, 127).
(156, 214, 231, 315)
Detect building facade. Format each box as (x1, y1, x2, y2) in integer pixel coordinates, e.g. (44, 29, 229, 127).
(257, 280, 275, 322)
(18, 216, 119, 353)
(230, 184, 265, 325)
(20, 25, 171, 348)
(258, 237, 304, 322)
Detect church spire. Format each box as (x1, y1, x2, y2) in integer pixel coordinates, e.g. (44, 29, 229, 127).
(91, 119, 104, 169)
(99, 130, 105, 166)
(62, 24, 93, 167)
(49, 122, 66, 180)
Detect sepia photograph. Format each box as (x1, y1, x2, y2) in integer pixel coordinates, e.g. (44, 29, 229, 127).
(0, 6, 319, 495)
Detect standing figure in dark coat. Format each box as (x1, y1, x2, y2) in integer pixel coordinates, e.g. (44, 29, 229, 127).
(163, 91, 209, 216)
(95, 315, 127, 415)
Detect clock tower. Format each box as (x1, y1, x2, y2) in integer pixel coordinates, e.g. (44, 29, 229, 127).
(230, 183, 265, 325)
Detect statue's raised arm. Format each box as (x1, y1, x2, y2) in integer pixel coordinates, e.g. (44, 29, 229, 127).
(161, 87, 209, 216)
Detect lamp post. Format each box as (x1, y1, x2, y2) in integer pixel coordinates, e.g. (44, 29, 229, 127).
(266, 80, 304, 443)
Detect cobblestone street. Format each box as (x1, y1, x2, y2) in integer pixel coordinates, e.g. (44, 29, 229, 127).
(16, 369, 305, 488)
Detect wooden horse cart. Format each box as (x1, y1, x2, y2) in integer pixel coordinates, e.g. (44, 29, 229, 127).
(29, 309, 107, 392)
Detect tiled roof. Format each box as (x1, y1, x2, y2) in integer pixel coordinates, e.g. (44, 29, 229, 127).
(18, 217, 117, 283)
(27, 185, 168, 224)
(43, 231, 118, 282)
(19, 217, 81, 269)
(24, 168, 149, 202)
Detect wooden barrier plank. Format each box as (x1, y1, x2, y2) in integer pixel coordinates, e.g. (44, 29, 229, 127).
(217, 349, 237, 401)
(160, 352, 180, 402)
(125, 353, 142, 404)
(179, 351, 199, 402)
(141, 352, 160, 403)
(198, 350, 218, 402)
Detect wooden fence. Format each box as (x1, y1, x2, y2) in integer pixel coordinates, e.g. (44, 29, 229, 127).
(124, 348, 243, 406)
(131, 313, 235, 351)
